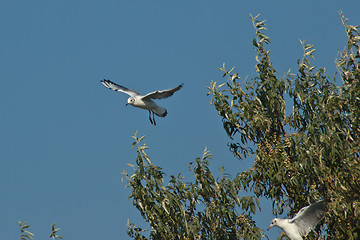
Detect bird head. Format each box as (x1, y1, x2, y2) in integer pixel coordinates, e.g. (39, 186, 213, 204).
(267, 218, 279, 230)
(126, 97, 135, 106)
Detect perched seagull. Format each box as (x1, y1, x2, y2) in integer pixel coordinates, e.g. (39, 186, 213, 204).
(267, 200, 326, 240)
(101, 79, 183, 125)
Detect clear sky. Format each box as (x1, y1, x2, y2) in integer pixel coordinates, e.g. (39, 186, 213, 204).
(1, 0, 359, 239)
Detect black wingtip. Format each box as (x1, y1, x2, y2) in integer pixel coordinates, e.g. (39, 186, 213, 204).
(177, 83, 184, 90)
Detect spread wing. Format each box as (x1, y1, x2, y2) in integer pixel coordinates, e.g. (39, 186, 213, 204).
(143, 83, 183, 100)
(100, 80, 140, 97)
(290, 200, 326, 236)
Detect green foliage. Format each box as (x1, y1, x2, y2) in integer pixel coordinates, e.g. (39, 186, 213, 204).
(208, 12, 360, 239)
(50, 223, 64, 240)
(124, 132, 263, 239)
(18, 221, 64, 240)
(125, 12, 359, 240)
(19, 221, 34, 240)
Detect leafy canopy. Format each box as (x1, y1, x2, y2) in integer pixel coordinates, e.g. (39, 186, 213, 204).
(208, 12, 360, 239)
(126, 12, 360, 240)
(124, 132, 262, 239)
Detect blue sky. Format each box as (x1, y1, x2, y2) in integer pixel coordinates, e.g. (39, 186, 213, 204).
(1, 1, 359, 239)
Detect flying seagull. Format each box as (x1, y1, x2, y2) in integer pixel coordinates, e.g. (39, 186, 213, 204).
(101, 79, 183, 125)
(267, 200, 326, 240)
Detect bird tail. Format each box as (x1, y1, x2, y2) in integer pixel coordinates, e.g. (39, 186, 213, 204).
(153, 106, 167, 117)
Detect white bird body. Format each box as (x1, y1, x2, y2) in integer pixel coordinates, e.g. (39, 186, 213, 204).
(270, 218, 303, 240)
(130, 96, 166, 117)
(268, 200, 326, 240)
(101, 79, 183, 125)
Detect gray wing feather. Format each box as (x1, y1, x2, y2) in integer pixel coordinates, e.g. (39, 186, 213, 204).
(143, 83, 183, 100)
(101, 80, 140, 97)
(290, 200, 325, 236)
